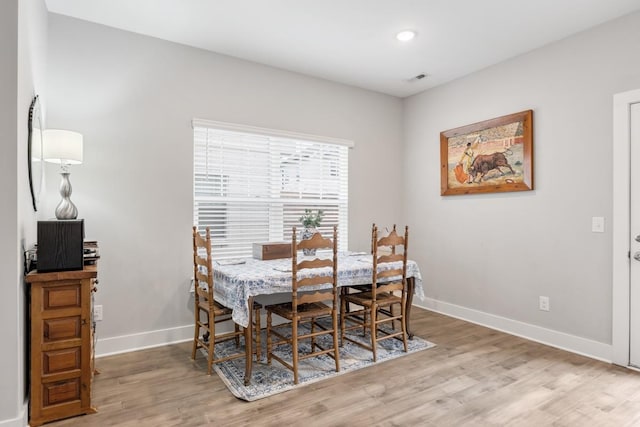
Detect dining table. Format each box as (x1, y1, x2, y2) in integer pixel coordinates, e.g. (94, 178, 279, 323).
(210, 251, 424, 385)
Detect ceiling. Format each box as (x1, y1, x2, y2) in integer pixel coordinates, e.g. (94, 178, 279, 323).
(45, 0, 640, 98)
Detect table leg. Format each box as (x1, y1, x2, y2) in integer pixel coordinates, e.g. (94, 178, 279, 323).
(406, 277, 415, 339)
(244, 296, 253, 386)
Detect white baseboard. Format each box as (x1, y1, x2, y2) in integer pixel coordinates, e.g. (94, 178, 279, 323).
(416, 298, 612, 363)
(95, 301, 613, 363)
(96, 325, 193, 358)
(0, 403, 27, 427)
(94, 316, 278, 358)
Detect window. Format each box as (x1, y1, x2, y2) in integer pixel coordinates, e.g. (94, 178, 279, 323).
(193, 120, 351, 259)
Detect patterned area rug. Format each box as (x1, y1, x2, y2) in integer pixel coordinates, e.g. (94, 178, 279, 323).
(209, 321, 436, 401)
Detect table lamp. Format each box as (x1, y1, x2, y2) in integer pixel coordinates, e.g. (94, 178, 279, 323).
(43, 129, 83, 220)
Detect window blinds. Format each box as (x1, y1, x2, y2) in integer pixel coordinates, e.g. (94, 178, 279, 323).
(193, 123, 349, 259)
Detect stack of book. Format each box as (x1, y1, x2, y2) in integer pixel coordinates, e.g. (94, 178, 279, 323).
(83, 241, 100, 265)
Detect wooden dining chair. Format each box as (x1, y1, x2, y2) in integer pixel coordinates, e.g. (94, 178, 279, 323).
(345, 223, 398, 329)
(340, 224, 409, 362)
(191, 226, 262, 375)
(265, 226, 340, 384)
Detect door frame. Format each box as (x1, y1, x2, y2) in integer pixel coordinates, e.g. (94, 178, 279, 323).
(612, 88, 640, 366)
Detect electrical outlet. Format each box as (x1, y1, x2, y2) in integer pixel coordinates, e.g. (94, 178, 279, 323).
(539, 296, 550, 312)
(94, 305, 103, 321)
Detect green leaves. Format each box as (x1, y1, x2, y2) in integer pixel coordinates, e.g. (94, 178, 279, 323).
(299, 209, 324, 228)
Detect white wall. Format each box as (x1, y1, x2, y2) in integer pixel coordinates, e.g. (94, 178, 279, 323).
(46, 14, 404, 354)
(1, 0, 48, 425)
(0, 0, 21, 423)
(44, 7, 640, 365)
(405, 11, 640, 357)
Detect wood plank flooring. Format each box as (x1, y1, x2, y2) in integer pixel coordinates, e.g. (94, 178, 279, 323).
(47, 308, 640, 426)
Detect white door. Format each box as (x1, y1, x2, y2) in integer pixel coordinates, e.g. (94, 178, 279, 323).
(629, 102, 640, 367)
(613, 89, 640, 367)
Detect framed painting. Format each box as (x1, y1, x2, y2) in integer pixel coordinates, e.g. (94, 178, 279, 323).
(440, 110, 533, 196)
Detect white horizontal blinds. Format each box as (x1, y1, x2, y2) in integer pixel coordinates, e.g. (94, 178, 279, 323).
(194, 125, 349, 259)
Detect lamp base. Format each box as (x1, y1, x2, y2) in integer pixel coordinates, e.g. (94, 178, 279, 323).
(55, 172, 78, 220)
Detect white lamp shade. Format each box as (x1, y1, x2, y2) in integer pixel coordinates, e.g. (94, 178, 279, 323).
(43, 129, 83, 164)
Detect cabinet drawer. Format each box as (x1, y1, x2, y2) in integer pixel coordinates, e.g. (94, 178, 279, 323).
(44, 316, 81, 341)
(43, 378, 80, 406)
(43, 348, 81, 375)
(43, 284, 81, 310)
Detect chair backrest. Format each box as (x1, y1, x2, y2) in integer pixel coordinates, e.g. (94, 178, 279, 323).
(371, 224, 409, 299)
(193, 226, 214, 304)
(371, 223, 397, 256)
(291, 225, 338, 312)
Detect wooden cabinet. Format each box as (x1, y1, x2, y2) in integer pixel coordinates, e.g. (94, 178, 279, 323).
(26, 265, 98, 426)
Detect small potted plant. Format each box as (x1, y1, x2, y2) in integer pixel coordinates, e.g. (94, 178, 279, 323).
(299, 208, 323, 229)
(299, 209, 323, 255)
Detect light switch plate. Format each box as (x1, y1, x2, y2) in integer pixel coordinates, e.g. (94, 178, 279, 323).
(592, 217, 605, 233)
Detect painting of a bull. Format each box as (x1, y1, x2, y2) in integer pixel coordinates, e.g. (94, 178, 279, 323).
(468, 152, 515, 183)
(440, 110, 532, 195)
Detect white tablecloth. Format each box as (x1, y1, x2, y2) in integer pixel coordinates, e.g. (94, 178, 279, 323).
(209, 252, 424, 327)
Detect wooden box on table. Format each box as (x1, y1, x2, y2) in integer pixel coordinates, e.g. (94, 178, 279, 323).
(252, 242, 292, 260)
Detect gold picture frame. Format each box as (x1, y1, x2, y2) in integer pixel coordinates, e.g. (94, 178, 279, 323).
(440, 110, 533, 196)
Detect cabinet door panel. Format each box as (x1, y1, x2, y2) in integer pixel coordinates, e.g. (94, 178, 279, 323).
(44, 285, 81, 309)
(44, 316, 81, 341)
(43, 348, 81, 374)
(43, 378, 80, 406)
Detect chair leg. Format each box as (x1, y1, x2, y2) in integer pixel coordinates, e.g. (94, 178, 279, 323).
(343, 287, 351, 314)
(370, 305, 377, 363)
(389, 303, 396, 330)
(234, 323, 240, 347)
(254, 307, 261, 362)
(191, 308, 200, 360)
(340, 288, 349, 341)
(292, 317, 299, 385)
(339, 295, 346, 346)
(332, 309, 340, 372)
(401, 302, 408, 353)
(362, 309, 368, 337)
(266, 311, 272, 365)
(311, 317, 316, 352)
(207, 318, 215, 376)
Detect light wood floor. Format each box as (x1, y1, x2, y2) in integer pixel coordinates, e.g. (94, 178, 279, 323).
(48, 308, 640, 426)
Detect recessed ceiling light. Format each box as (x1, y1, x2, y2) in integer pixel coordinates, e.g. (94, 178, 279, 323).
(396, 30, 416, 42)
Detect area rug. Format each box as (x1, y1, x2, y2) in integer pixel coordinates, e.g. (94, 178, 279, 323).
(209, 321, 436, 401)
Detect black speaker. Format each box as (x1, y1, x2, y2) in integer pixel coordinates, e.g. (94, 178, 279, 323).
(37, 219, 84, 272)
